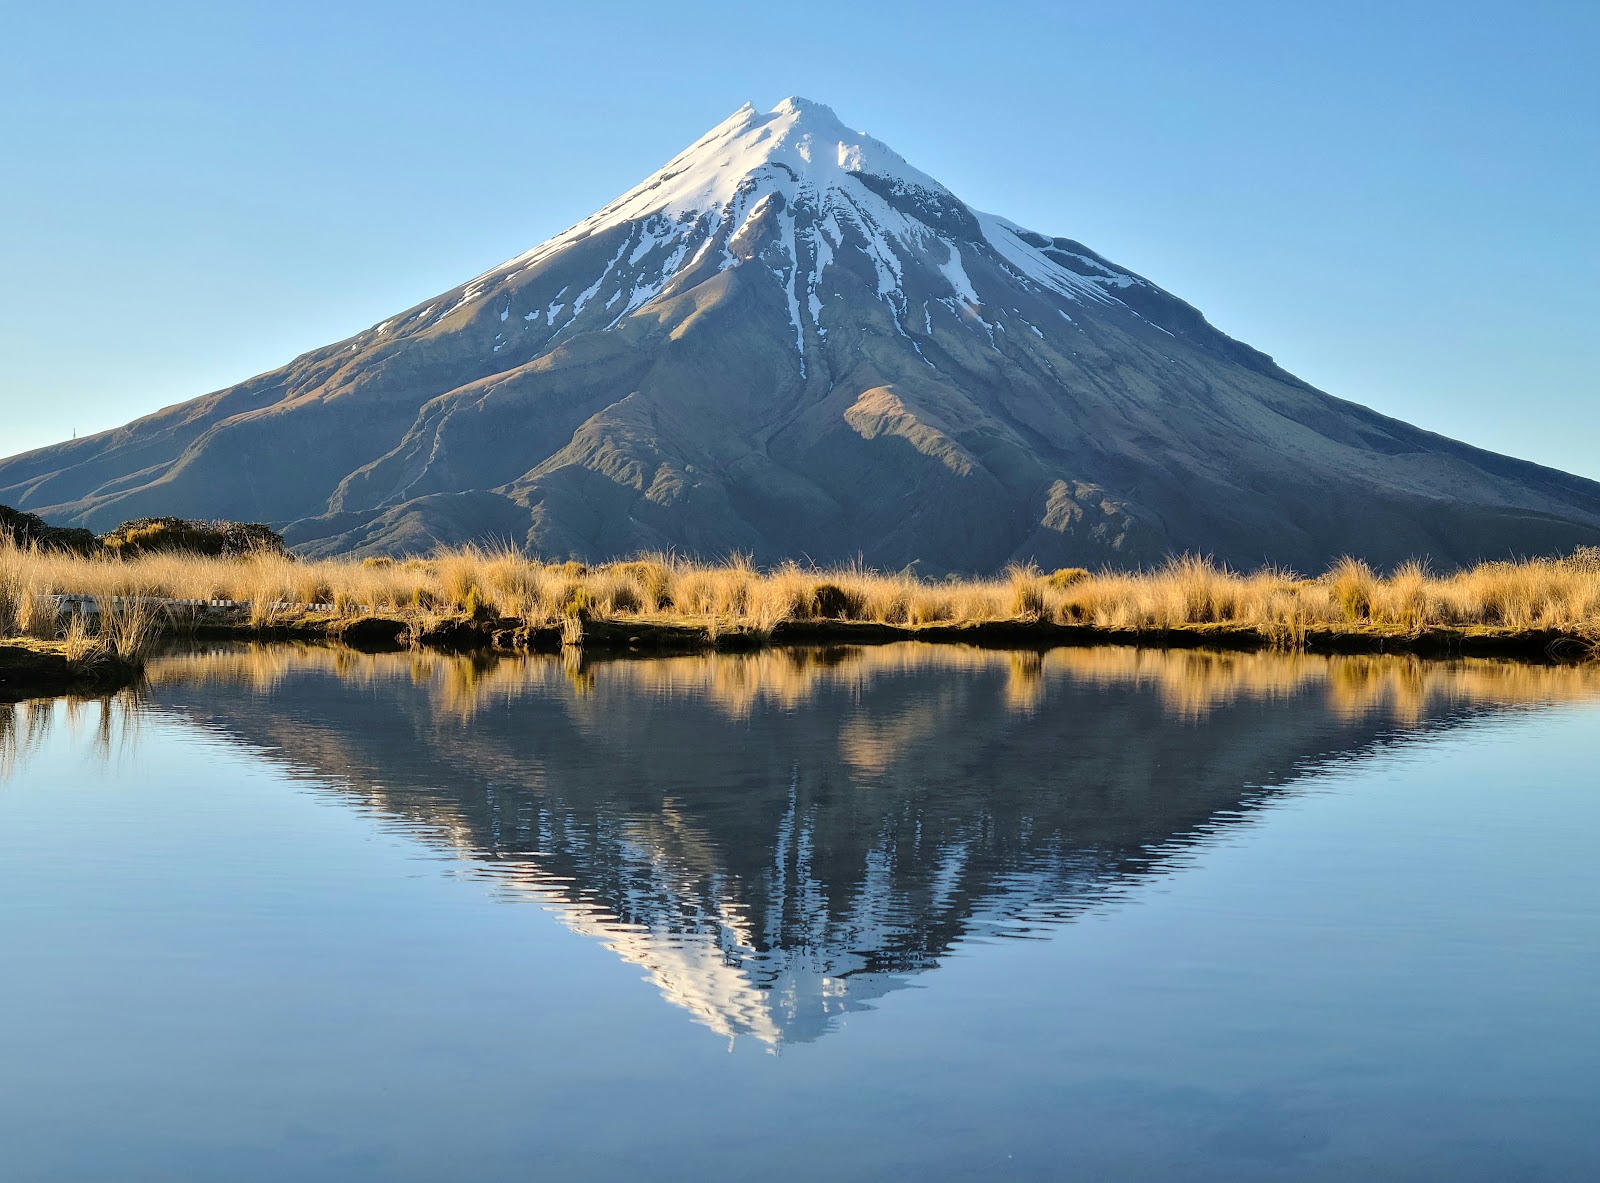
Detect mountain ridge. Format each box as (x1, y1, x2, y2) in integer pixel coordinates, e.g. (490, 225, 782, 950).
(4, 96, 1598, 572)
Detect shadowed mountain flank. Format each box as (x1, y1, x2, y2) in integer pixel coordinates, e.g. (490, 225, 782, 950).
(6, 98, 1598, 571)
(129, 643, 1600, 1046)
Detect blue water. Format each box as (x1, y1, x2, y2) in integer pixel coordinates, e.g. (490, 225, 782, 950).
(1, 644, 1596, 1181)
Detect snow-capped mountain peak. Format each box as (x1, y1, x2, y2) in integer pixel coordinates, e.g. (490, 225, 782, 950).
(434, 97, 1134, 373)
(541, 96, 952, 246)
(14, 97, 1598, 574)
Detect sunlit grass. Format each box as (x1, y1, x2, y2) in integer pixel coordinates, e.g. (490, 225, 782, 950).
(4, 540, 1600, 648)
(1, 544, 163, 665)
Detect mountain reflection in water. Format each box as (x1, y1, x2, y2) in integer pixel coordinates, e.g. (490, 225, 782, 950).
(7, 643, 1598, 1049)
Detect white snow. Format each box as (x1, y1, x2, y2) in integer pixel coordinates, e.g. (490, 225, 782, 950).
(775, 202, 806, 376)
(561, 237, 631, 331)
(469, 99, 953, 293)
(369, 98, 1156, 371)
(629, 215, 679, 264)
(545, 285, 569, 324)
(936, 243, 980, 308)
(972, 212, 1120, 305)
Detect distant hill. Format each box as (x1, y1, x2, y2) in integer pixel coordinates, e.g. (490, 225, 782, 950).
(4, 97, 1598, 571)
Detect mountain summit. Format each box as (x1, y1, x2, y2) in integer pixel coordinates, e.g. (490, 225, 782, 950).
(4, 98, 1598, 569)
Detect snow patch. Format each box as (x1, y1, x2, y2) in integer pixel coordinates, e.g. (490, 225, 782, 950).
(973, 212, 1118, 304)
(937, 243, 980, 307)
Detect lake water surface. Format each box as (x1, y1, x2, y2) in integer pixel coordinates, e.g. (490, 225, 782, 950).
(2, 643, 1598, 1181)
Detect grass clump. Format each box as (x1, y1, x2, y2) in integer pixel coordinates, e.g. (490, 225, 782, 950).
(1329, 556, 1376, 623)
(810, 582, 866, 620)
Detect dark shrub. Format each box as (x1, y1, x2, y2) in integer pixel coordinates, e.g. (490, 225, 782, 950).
(1565, 545, 1600, 574)
(99, 517, 289, 558)
(0, 504, 100, 555)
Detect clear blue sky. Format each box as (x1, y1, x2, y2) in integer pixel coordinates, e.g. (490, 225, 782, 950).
(2, 1, 1596, 474)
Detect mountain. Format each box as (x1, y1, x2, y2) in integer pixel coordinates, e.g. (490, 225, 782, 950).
(136, 643, 1573, 1046)
(4, 97, 1598, 571)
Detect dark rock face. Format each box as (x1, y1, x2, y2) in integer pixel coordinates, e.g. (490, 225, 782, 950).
(4, 98, 1598, 572)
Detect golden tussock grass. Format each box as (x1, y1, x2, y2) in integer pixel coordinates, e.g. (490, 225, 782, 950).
(1, 543, 162, 664)
(4, 540, 1600, 647)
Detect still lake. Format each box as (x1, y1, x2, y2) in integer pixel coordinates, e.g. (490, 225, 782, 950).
(2, 642, 1597, 1181)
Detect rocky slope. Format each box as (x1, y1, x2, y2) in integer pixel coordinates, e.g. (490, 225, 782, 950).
(4, 97, 1598, 571)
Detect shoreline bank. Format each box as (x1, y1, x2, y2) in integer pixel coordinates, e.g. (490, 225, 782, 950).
(0, 640, 146, 702)
(3, 613, 1593, 702)
(321, 611, 1599, 660)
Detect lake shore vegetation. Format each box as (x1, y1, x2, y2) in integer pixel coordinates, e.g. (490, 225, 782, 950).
(4, 528, 1600, 675)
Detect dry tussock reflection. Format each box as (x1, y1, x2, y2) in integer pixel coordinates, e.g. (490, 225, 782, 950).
(5, 637, 1579, 791)
(0, 694, 142, 783)
(143, 643, 567, 721)
(1032, 646, 1600, 724)
(0, 700, 50, 782)
(142, 641, 1600, 729)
